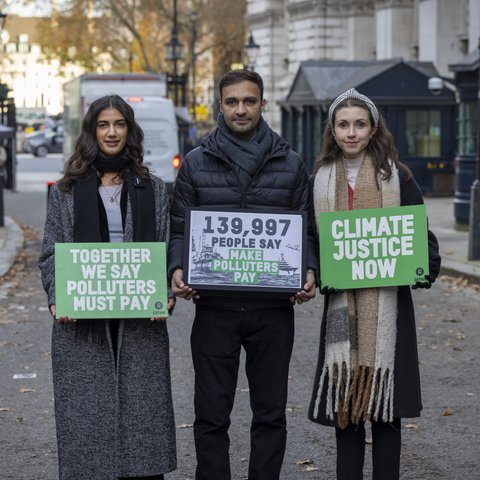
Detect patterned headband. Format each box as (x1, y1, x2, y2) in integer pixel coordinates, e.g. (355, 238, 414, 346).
(328, 88, 379, 127)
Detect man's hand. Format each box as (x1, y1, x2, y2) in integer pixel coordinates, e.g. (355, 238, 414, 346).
(171, 269, 199, 300)
(291, 271, 316, 305)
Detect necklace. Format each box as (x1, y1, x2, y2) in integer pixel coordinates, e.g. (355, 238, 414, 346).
(101, 183, 123, 203)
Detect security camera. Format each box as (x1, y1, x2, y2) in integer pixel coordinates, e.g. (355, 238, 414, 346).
(428, 77, 444, 95)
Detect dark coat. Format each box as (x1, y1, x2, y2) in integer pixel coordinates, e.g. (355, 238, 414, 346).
(38, 176, 176, 479)
(308, 172, 441, 425)
(168, 126, 316, 309)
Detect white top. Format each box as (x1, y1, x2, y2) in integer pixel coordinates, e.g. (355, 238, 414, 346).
(344, 154, 365, 189)
(99, 184, 124, 243)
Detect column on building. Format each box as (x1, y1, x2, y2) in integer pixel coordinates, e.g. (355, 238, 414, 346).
(344, 0, 376, 60)
(418, 0, 469, 77)
(247, 0, 288, 132)
(375, 0, 415, 60)
(469, 0, 480, 50)
(247, 0, 377, 131)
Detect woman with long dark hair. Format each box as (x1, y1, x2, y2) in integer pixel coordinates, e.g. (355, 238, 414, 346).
(39, 95, 176, 480)
(308, 88, 441, 479)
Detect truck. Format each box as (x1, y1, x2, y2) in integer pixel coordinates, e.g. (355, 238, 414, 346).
(62, 73, 181, 193)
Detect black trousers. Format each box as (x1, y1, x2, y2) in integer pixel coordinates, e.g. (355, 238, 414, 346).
(191, 305, 295, 480)
(335, 418, 401, 480)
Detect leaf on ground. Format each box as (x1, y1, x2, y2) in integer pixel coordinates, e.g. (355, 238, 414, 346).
(442, 408, 455, 416)
(404, 423, 419, 429)
(296, 459, 313, 465)
(305, 466, 320, 471)
(0, 407, 11, 412)
(19, 388, 36, 393)
(177, 423, 193, 429)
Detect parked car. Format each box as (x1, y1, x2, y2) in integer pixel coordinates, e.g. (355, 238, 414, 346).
(23, 121, 63, 157)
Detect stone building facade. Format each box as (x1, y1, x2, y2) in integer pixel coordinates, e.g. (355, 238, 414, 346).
(247, 0, 480, 132)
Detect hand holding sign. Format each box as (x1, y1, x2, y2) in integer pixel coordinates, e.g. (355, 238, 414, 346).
(171, 269, 199, 301)
(291, 271, 316, 304)
(319, 285, 345, 296)
(411, 274, 434, 289)
(50, 304, 76, 323)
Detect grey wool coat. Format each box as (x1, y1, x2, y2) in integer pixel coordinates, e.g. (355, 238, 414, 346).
(38, 175, 176, 480)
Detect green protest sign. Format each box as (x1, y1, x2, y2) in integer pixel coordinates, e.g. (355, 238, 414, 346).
(55, 242, 168, 319)
(318, 205, 429, 289)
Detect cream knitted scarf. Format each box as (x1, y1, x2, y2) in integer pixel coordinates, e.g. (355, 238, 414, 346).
(313, 156, 400, 428)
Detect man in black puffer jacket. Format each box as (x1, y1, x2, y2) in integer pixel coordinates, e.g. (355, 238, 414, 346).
(168, 70, 317, 480)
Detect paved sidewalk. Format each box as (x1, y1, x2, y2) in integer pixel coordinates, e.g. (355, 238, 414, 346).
(424, 196, 480, 283)
(0, 198, 479, 283)
(0, 216, 24, 278)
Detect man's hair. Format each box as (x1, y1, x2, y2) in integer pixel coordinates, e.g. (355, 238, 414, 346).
(219, 69, 264, 100)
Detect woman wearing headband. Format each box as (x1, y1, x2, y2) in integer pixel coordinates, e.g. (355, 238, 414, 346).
(308, 88, 441, 479)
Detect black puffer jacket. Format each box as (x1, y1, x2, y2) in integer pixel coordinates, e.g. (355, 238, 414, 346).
(168, 127, 315, 310)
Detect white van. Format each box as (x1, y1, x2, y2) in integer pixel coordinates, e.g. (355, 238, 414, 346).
(119, 95, 180, 188)
(63, 74, 180, 193)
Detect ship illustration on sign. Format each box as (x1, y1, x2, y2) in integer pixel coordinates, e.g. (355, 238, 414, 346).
(278, 253, 298, 275)
(191, 234, 221, 272)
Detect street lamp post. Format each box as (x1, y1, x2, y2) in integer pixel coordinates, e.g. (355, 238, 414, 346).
(165, 0, 184, 106)
(128, 51, 133, 73)
(467, 38, 480, 260)
(0, 10, 7, 228)
(190, 10, 198, 121)
(244, 31, 260, 71)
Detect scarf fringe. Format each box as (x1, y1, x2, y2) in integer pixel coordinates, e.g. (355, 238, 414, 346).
(312, 341, 350, 419)
(317, 362, 395, 429)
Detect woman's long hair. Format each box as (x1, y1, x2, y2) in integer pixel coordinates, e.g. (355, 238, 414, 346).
(58, 94, 150, 192)
(313, 98, 411, 182)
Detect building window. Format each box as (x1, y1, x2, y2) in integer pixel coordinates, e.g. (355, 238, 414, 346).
(405, 109, 441, 157)
(458, 101, 477, 156)
(295, 109, 303, 156)
(312, 108, 322, 160)
(281, 108, 291, 144)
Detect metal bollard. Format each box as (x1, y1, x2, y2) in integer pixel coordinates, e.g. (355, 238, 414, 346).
(0, 146, 7, 228)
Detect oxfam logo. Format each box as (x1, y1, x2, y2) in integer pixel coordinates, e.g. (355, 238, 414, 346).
(415, 267, 424, 276)
(154, 301, 164, 310)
